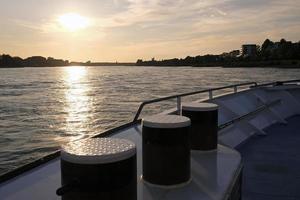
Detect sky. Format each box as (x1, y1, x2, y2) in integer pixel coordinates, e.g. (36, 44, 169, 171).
(0, 0, 299, 62)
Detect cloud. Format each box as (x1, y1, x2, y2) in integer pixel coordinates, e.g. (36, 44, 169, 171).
(101, 0, 300, 42)
(0, 0, 299, 61)
(11, 0, 300, 40)
(102, 0, 228, 27)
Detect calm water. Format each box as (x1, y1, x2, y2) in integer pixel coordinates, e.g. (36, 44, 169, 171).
(0, 66, 300, 175)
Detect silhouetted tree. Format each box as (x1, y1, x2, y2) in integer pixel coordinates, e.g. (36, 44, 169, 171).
(0, 54, 24, 67)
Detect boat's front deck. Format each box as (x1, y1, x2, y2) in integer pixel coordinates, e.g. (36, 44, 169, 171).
(238, 115, 300, 200)
(0, 123, 242, 200)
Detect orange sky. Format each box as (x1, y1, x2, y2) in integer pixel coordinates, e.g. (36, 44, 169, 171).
(0, 0, 299, 62)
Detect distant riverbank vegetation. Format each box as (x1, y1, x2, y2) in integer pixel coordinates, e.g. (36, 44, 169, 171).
(136, 39, 300, 68)
(0, 55, 134, 68)
(1, 38, 299, 68)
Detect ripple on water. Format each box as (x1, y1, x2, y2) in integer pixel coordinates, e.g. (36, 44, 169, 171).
(0, 66, 300, 175)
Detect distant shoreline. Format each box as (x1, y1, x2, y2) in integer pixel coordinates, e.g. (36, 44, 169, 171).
(220, 60, 300, 68)
(1, 38, 300, 69)
(0, 62, 299, 69)
(136, 60, 300, 68)
(0, 63, 136, 68)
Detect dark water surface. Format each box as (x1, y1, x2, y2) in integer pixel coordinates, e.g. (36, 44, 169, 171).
(0, 66, 299, 175)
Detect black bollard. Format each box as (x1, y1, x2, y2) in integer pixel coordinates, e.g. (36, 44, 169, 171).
(182, 102, 218, 150)
(58, 138, 137, 200)
(142, 114, 191, 186)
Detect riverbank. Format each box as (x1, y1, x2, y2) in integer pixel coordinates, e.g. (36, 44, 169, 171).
(221, 60, 300, 68)
(0, 54, 135, 68)
(137, 60, 300, 68)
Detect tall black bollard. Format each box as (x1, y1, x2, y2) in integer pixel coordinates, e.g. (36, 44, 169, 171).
(142, 114, 191, 186)
(182, 102, 218, 150)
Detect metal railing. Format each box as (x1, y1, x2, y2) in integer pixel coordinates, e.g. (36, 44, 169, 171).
(133, 82, 257, 121)
(252, 79, 300, 88)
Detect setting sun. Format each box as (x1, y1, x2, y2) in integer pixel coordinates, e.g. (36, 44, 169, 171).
(58, 13, 90, 32)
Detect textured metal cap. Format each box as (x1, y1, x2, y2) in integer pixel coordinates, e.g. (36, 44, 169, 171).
(143, 114, 191, 128)
(182, 102, 218, 111)
(61, 138, 136, 164)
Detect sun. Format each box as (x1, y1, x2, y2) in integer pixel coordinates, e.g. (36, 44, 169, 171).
(58, 13, 90, 32)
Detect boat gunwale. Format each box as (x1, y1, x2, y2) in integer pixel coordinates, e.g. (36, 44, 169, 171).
(0, 120, 141, 185)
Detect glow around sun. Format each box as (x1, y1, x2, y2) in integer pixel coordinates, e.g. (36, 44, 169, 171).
(58, 13, 91, 32)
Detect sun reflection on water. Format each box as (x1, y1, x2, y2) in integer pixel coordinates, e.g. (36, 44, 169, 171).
(63, 66, 92, 142)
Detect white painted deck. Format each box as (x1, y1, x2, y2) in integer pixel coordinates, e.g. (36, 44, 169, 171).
(0, 123, 241, 200)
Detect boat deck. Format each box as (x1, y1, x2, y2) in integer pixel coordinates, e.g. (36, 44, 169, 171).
(238, 115, 300, 200)
(0, 123, 242, 200)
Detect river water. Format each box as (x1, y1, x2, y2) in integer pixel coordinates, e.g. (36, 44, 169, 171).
(0, 66, 299, 175)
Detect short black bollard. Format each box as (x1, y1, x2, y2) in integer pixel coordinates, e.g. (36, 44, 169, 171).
(58, 138, 137, 200)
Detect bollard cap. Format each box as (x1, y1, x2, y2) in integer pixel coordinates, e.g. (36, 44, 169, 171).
(143, 114, 191, 129)
(61, 138, 136, 164)
(182, 102, 218, 112)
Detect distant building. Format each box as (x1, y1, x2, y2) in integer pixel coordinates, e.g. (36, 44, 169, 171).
(229, 50, 240, 57)
(221, 50, 240, 58)
(242, 44, 257, 57)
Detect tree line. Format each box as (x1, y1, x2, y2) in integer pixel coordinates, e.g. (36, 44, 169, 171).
(0, 55, 69, 68)
(0, 55, 135, 68)
(1, 38, 299, 68)
(136, 39, 300, 67)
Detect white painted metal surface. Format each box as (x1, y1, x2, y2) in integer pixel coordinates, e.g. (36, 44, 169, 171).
(0, 125, 241, 200)
(113, 127, 241, 200)
(61, 138, 136, 164)
(216, 85, 300, 148)
(142, 114, 191, 128)
(0, 159, 60, 200)
(181, 102, 218, 111)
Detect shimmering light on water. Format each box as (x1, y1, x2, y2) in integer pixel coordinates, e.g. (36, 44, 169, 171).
(64, 66, 87, 82)
(63, 67, 91, 142)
